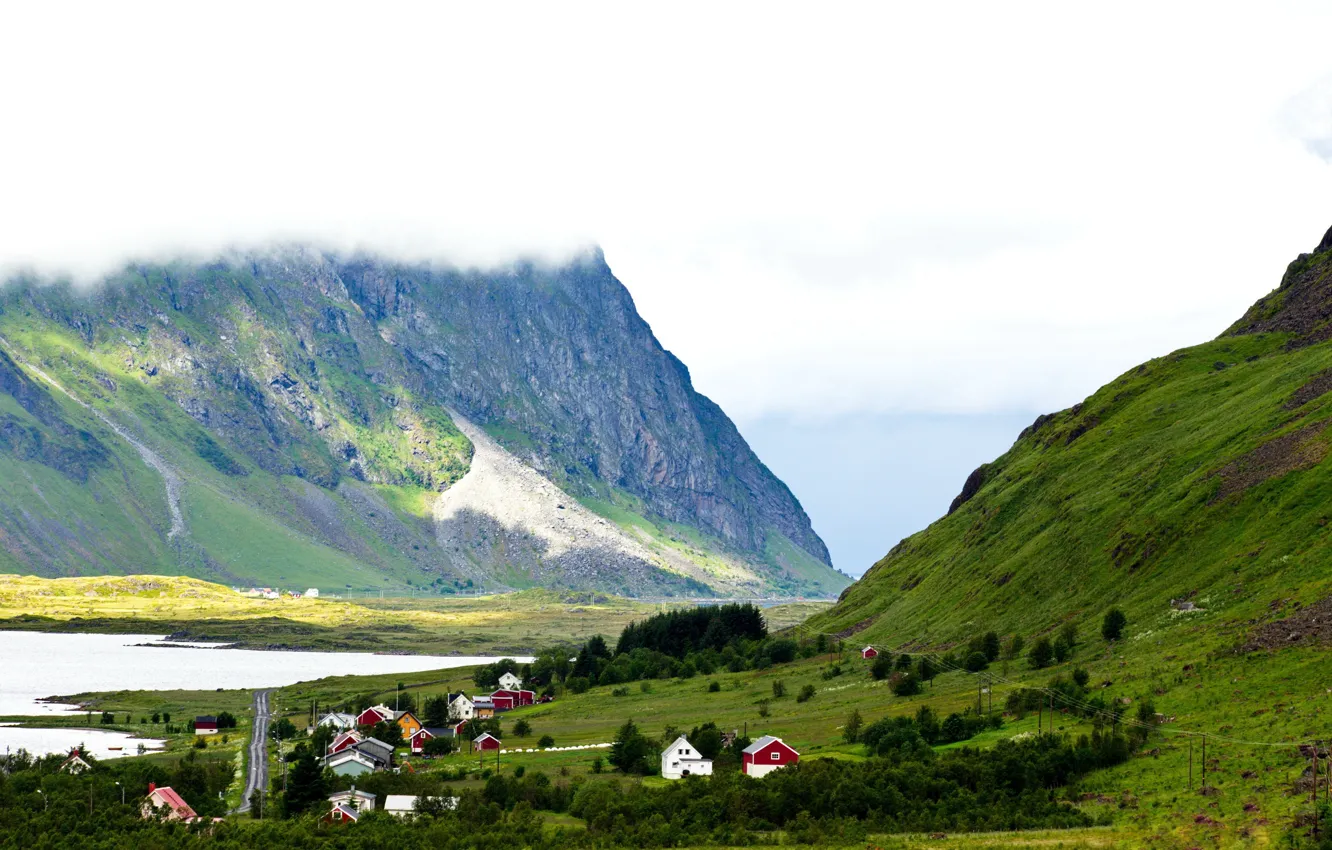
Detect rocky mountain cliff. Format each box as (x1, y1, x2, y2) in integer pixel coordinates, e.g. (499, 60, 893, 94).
(0, 248, 845, 597)
(812, 224, 1332, 642)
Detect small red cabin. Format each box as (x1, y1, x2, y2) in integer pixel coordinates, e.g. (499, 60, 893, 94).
(329, 731, 363, 754)
(193, 715, 218, 735)
(473, 732, 501, 751)
(356, 705, 394, 727)
(742, 735, 799, 778)
(860, 646, 878, 659)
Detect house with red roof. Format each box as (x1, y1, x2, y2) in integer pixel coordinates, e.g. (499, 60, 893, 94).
(143, 784, 198, 821)
(491, 689, 535, 710)
(323, 802, 360, 824)
(356, 704, 395, 727)
(741, 735, 799, 778)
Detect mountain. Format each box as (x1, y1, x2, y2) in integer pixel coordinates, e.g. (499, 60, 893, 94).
(0, 247, 846, 598)
(813, 225, 1332, 642)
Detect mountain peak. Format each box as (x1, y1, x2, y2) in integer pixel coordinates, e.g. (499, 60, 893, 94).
(1223, 224, 1332, 345)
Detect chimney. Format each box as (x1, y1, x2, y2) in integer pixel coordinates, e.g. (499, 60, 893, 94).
(148, 782, 156, 793)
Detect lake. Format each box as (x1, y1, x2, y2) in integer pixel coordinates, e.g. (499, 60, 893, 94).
(0, 631, 530, 757)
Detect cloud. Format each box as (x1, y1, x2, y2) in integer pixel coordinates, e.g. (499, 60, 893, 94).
(2, 2, 1332, 425)
(1282, 74, 1332, 162)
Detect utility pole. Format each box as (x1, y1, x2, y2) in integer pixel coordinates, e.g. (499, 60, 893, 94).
(1201, 735, 1207, 793)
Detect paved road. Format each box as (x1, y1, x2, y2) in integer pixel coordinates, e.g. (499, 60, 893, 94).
(235, 689, 272, 814)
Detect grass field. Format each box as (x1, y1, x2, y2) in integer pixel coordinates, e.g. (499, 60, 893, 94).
(0, 573, 830, 655)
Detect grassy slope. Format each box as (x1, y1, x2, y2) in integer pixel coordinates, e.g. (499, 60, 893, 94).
(814, 326, 1332, 646)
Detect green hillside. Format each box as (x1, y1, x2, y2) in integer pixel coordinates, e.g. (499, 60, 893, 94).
(814, 225, 1332, 648)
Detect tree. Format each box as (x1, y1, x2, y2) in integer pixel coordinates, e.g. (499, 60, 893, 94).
(1059, 621, 1078, 648)
(916, 655, 939, 686)
(1102, 608, 1127, 642)
(422, 736, 454, 756)
(1072, 668, 1090, 688)
(538, 735, 555, 747)
(890, 672, 922, 697)
(688, 723, 723, 759)
(216, 711, 238, 730)
(772, 680, 786, 698)
(513, 719, 532, 738)
(895, 653, 913, 672)
(796, 684, 817, 703)
(964, 651, 989, 673)
(423, 694, 450, 727)
(981, 631, 1001, 662)
(870, 654, 894, 681)
(1053, 635, 1071, 663)
(1028, 637, 1054, 669)
(282, 751, 327, 816)
(941, 713, 967, 743)
(271, 718, 297, 741)
(843, 710, 863, 743)
(1002, 635, 1024, 661)
(608, 719, 653, 775)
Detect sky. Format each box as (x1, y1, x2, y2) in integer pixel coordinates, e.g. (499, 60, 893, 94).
(3, 3, 1332, 575)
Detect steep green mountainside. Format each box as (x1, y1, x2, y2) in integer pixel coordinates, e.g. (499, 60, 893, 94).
(814, 225, 1332, 643)
(0, 248, 844, 597)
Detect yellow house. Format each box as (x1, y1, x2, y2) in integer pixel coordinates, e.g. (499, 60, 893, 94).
(395, 710, 423, 739)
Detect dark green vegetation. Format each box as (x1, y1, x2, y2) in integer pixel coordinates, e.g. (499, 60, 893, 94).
(0, 248, 843, 597)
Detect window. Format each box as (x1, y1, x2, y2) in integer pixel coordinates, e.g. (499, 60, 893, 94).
(770, 752, 780, 761)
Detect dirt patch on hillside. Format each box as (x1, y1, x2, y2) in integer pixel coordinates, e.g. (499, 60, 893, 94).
(1212, 423, 1329, 502)
(1242, 595, 1332, 652)
(1283, 368, 1332, 410)
(832, 616, 876, 640)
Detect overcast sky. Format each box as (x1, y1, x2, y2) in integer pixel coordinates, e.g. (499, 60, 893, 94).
(3, 3, 1332, 575)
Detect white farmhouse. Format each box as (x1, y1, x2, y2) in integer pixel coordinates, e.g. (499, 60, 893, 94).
(661, 735, 713, 779)
(304, 588, 320, 598)
(498, 671, 523, 691)
(447, 693, 475, 722)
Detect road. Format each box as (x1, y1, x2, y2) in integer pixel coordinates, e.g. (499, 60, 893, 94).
(235, 689, 272, 814)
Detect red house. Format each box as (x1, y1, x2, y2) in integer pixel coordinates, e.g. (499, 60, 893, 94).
(742, 735, 799, 778)
(860, 646, 878, 659)
(194, 715, 218, 735)
(473, 732, 501, 751)
(491, 689, 535, 711)
(329, 730, 363, 754)
(323, 802, 360, 824)
(356, 705, 395, 727)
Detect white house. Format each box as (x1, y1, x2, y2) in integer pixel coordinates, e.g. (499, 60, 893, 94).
(317, 712, 357, 731)
(498, 671, 523, 691)
(328, 789, 375, 812)
(661, 735, 713, 779)
(304, 588, 320, 598)
(384, 795, 418, 817)
(448, 693, 475, 722)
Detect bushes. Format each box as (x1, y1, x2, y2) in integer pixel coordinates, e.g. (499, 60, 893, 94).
(796, 684, 817, 703)
(963, 651, 989, 673)
(1028, 637, 1054, 669)
(843, 710, 863, 743)
(890, 672, 922, 697)
(870, 654, 894, 680)
(1102, 608, 1127, 641)
(538, 735, 555, 747)
(771, 680, 786, 698)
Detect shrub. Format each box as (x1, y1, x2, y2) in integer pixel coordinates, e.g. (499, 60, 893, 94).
(707, 681, 721, 693)
(821, 664, 843, 680)
(870, 654, 894, 681)
(566, 677, 591, 694)
(890, 672, 922, 697)
(1028, 637, 1054, 669)
(611, 687, 630, 697)
(982, 631, 1001, 662)
(423, 736, 454, 756)
(538, 735, 555, 747)
(916, 655, 939, 684)
(796, 684, 817, 703)
(1102, 608, 1127, 642)
(895, 653, 913, 672)
(1053, 636, 1071, 663)
(590, 756, 604, 774)
(758, 700, 770, 718)
(513, 765, 525, 778)
(772, 680, 786, 698)
(964, 651, 989, 672)
(843, 710, 863, 743)
(1072, 668, 1090, 688)
(1059, 621, 1078, 647)
(1003, 635, 1025, 660)
(513, 719, 532, 737)
(639, 681, 652, 693)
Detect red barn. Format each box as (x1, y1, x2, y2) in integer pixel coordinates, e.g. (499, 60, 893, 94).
(491, 689, 535, 710)
(193, 715, 218, 735)
(356, 705, 394, 727)
(860, 646, 878, 659)
(473, 732, 500, 751)
(742, 735, 799, 778)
